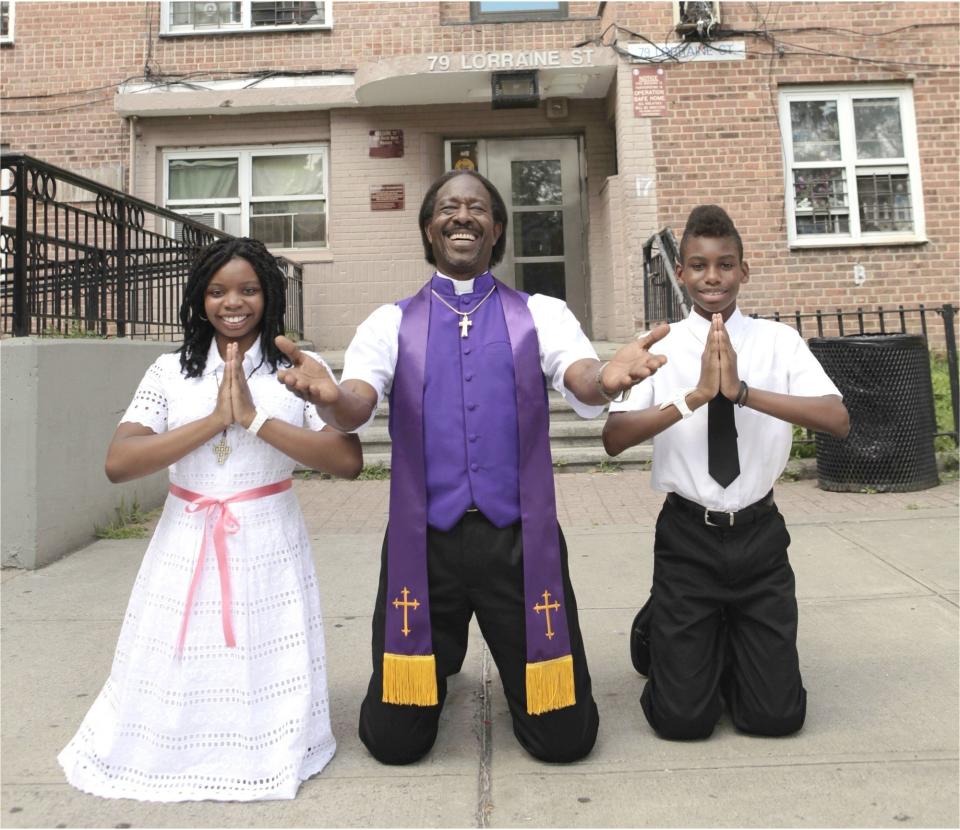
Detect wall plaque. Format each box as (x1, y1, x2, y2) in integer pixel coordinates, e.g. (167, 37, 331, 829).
(370, 183, 405, 211)
(369, 129, 404, 158)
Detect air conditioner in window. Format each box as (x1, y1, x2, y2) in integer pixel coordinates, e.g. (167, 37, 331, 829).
(173, 209, 225, 242)
(673, 1, 720, 37)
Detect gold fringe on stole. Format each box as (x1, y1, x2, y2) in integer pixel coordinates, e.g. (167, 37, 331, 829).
(525, 654, 576, 715)
(382, 653, 438, 706)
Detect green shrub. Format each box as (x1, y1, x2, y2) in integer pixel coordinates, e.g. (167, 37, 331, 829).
(930, 354, 958, 453)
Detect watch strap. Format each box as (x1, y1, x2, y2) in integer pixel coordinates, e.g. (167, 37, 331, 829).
(246, 409, 271, 436)
(659, 387, 697, 420)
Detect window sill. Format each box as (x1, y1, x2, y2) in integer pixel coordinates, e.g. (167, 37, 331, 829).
(160, 26, 331, 37)
(269, 247, 333, 263)
(441, 16, 598, 25)
(788, 235, 928, 250)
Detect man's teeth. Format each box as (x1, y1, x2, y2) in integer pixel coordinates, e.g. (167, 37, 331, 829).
(449, 232, 477, 241)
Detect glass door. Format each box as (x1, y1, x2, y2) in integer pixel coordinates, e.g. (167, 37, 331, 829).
(445, 137, 588, 325)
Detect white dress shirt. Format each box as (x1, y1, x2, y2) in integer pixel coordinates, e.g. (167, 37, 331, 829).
(340, 273, 604, 429)
(609, 308, 841, 511)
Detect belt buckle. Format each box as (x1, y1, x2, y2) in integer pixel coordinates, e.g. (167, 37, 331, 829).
(704, 508, 735, 527)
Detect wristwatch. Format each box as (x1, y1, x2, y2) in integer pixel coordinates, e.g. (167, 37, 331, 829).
(659, 388, 698, 420)
(246, 408, 272, 436)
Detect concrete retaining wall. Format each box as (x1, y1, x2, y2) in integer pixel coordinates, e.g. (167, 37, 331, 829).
(1, 339, 177, 569)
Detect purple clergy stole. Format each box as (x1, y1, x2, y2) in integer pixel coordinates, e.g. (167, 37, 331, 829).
(383, 274, 576, 715)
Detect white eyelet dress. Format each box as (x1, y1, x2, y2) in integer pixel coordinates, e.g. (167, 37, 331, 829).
(58, 339, 336, 801)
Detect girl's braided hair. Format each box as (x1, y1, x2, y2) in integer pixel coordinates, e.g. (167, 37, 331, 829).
(178, 237, 291, 378)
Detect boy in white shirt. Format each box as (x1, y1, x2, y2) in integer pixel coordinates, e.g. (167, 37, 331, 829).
(603, 205, 849, 740)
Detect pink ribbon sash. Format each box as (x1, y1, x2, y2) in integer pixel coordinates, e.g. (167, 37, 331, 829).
(169, 478, 293, 654)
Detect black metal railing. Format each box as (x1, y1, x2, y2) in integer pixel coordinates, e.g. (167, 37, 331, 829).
(1, 154, 304, 339)
(751, 305, 959, 447)
(642, 227, 689, 328)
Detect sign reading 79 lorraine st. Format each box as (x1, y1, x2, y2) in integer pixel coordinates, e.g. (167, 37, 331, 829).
(425, 49, 597, 72)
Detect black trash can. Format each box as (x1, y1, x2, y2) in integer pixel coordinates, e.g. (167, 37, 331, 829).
(808, 333, 939, 492)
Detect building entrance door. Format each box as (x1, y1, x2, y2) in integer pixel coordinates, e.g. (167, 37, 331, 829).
(445, 137, 588, 326)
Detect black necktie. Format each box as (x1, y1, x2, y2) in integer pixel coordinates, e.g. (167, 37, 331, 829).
(708, 392, 740, 488)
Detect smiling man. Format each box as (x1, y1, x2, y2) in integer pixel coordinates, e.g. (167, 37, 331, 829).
(275, 170, 668, 764)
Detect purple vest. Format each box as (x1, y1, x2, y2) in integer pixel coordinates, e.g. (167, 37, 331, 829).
(392, 272, 532, 531)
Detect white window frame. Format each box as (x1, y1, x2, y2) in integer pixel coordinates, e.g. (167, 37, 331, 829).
(779, 84, 926, 248)
(1, 1, 15, 44)
(161, 0, 332, 36)
(163, 144, 330, 250)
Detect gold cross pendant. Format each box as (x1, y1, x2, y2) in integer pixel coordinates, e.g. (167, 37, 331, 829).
(212, 433, 231, 465)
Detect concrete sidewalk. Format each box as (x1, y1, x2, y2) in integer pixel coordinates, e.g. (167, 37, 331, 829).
(2, 473, 958, 828)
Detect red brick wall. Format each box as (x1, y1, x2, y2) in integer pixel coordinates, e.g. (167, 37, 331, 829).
(607, 1, 960, 315)
(1, 1, 605, 169)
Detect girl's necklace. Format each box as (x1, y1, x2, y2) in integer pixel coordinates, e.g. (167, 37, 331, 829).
(430, 284, 497, 338)
(212, 364, 256, 465)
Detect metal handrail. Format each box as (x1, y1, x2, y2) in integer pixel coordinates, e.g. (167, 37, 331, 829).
(1, 153, 304, 339)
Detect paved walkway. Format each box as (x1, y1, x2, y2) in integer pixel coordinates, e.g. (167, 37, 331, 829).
(2, 473, 958, 828)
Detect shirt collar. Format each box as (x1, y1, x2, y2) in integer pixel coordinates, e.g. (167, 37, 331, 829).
(432, 270, 494, 297)
(202, 334, 264, 376)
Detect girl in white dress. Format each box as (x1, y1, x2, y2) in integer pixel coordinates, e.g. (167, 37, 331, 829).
(58, 238, 361, 802)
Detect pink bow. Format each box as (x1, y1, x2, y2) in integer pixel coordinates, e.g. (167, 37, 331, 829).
(169, 479, 293, 654)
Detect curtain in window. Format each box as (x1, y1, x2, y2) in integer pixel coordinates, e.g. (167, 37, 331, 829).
(169, 158, 239, 201)
(252, 154, 323, 197)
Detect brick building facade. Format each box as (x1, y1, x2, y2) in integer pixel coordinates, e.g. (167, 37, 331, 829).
(2, 1, 957, 347)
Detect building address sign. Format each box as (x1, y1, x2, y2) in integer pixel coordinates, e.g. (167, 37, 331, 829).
(426, 49, 596, 72)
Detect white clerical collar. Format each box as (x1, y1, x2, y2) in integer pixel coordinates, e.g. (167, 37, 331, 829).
(435, 271, 475, 295)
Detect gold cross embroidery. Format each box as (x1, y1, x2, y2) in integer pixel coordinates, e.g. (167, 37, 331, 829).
(533, 589, 561, 640)
(392, 587, 421, 637)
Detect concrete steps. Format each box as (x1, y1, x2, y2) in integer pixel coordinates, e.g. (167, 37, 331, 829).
(315, 342, 647, 474)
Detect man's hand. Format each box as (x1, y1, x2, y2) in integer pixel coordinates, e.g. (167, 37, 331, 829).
(275, 335, 341, 407)
(600, 323, 671, 398)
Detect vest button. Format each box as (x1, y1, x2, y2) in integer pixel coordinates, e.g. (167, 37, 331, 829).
(465, 373, 473, 382)
(470, 463, 479, 472)
(467, 403, 477, 411)
(463, 346, 472, 355)
(469, 433, 478, 442)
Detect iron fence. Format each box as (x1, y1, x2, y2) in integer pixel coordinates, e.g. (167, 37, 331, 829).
(642, 227, 689, 328)
(641, 228, 958, 447)
(0, 153, 304, 340)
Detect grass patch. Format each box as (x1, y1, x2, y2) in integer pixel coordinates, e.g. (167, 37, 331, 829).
(294, 469, 333, 481)
(357, 462, 391, 480)
(594, 460, 623, 473)
(930, 354, 957, 453)
(95, 497, 155, 539)
(42, 320, 104, 338)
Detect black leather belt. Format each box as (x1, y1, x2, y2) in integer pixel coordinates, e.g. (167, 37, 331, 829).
(666, 490, 775, 528)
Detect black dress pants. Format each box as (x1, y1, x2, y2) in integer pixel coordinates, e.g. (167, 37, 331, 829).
(640, 498, 806, 740)
(359, 511, 599, 764)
